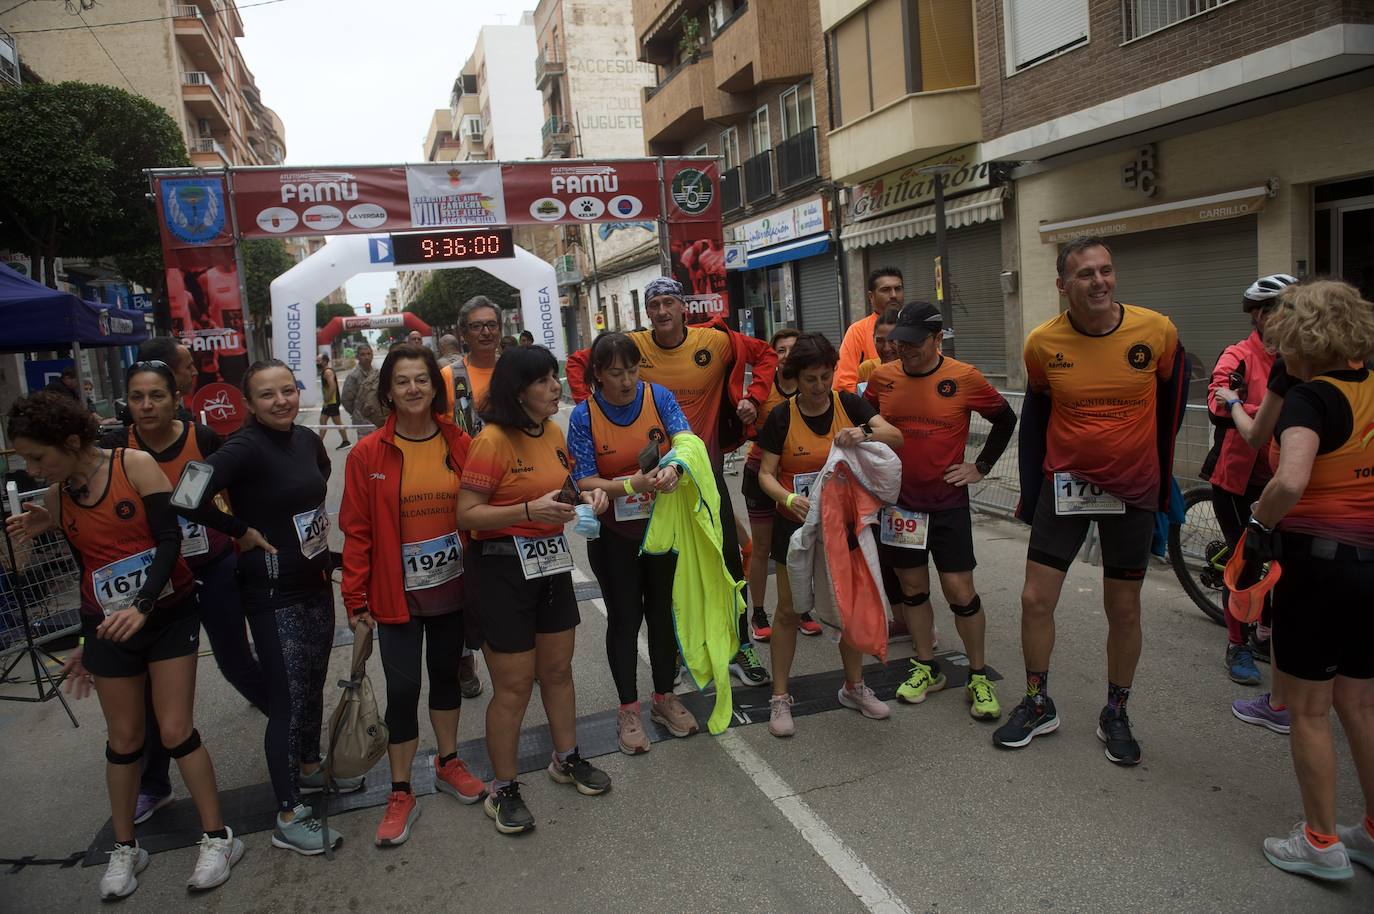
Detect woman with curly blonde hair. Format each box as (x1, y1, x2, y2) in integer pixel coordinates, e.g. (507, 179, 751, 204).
(1238, 279, 1374, 881)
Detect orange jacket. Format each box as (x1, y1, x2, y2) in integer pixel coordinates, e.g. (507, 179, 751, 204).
(340, 413, 472, 624)
(834, 311, 879, 393)
(565, 316, 776, 451)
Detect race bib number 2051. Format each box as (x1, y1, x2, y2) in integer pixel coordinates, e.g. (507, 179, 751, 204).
(513, 534, 573, 580)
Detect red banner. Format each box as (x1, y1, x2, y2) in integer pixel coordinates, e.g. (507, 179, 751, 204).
(669, 220, 727, 321)
(231, 166, 411, 239)
(165, 245, 250, 407)
(500, 160, 662, 224)
(663, 159, 721, 223)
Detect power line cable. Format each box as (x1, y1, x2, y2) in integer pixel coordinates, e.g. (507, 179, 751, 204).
(77, 9, 136, 92)
(9, 0, 287, 34)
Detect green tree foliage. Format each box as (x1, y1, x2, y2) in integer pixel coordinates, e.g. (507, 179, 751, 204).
(405, 268, 518, 332)
(317, 301, 356, 328)
(0, 82, 189, 287)
(242, 238, 297, 321)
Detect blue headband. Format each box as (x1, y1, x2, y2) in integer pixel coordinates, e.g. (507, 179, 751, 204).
(644, 277, 684, 302)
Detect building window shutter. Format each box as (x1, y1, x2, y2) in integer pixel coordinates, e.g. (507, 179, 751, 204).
(1004, 0, 1088, 71)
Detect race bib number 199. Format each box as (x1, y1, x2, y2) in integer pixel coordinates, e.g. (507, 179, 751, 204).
(1053, 473, 1126, 516)
(879, 506, 929, 550)
(293, 504, 330, 559)
(513, 534, 573, 580)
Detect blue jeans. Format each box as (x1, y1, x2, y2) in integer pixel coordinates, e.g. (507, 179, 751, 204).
(140, 550, 270, 795)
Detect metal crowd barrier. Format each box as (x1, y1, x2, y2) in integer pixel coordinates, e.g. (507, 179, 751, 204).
(1, 487, 83, 659)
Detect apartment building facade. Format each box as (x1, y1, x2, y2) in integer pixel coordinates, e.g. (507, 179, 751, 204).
(634, 0, 844, 343)
(819, 0, 1017, 382)
(535, 0, 659, 347)
(981, 0, 1374, 389)
(1, 0, 286, 169)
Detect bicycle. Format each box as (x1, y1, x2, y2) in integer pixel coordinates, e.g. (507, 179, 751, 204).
(1167, 485, 1227, 625)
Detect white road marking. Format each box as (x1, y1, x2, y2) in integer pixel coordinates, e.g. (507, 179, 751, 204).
(573, 567, 912, 914)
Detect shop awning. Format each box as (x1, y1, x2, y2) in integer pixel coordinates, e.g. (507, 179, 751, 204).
(1037, 185, 1271, 244)
(745, 235, 831, 269)
(839, 187, 1005, 249)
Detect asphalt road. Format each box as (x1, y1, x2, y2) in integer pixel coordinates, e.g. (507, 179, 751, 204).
(0, 399, 1369, 913)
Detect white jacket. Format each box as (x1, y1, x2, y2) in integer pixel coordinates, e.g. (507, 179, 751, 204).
(785, 440, 901, 652)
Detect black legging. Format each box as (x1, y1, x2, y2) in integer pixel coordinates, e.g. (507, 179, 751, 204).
(587, 527, 679, 704)
(713, 463, 749, 645)
(376, 610, 464, 744)
(246, 587, 335, 813)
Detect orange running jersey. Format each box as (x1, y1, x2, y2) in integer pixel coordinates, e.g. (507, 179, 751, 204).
(627, 326, 733, 457)
(461, 420, 574, 539)
(747, 377, 796, 466)
(588, 384, 666, 538)
(777, 393, 847, 498)
(61, 449, 195, 620)
(865, 356, 1008, 511)
(395, 431, 464, 614)
(1024, 303, 1178, 509)
(1275, 373, 1374, 547)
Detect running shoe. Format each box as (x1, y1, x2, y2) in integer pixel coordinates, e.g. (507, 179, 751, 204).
(484, 782, 534, 835)
(749, 607, 772, 642)
(100, 843, 148, 900)
(965, 674, 1001, 721)
(375, 791, 419, 847)
(187, 827, 243, 891)
(1097, 707, 1141, 766)
(618, 706, 650, 755)
(1231, 693, 1290, 734)
(1226, 644, 1262, 685)
(271, 806, 342, 856)
(729, 646, 771, 687)
(1263, 824, 1353, 881)
(299, 765, 365, 795)
(459, 653, 483, 699)
(336, 440, 352, 450)
(992, 697, 1059, 749)
(1336, 821, 1374, 871)
(435, 755, 486, 803)
(768, 693, 795, 738)
(797, 613, 822, 636)
(133, 789, 172, 825)
(547, 751, 611, 796)
(837, 683, 890, 719)
(651, 693, 700, 737)
(895, 660, 946, 704)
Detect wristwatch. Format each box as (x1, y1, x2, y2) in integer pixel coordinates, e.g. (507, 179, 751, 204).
(860, 421, 873, 438)
(132, 595, 155, 616)
(974, 459, 993, 476)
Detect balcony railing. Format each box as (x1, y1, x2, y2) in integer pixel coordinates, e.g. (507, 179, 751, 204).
(721, 166, 743, 213)
(182, 71, 226, 111)
(775, 127, 819, 190)
(535, 51, 565, 89)
(190, 137, 228, 160)
(743, 150, 773, 205)
(541, 116, 574, 141)
(1121, 0, 1235, 42)
(0, 25, 18, 88)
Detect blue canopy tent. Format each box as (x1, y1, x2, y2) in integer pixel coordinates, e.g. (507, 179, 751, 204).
(0, 264, 148, 352)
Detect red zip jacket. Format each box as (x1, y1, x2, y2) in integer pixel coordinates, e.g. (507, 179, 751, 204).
(566, 316, 776, 450)
(1205, 330, 1274, 494)
(340, 412, 472, 623)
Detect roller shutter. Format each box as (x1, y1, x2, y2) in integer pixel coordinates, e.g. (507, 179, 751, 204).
(796, 252, 843, 346)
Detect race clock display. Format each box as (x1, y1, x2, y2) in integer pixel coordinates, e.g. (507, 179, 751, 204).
(390, 228, 515, 265)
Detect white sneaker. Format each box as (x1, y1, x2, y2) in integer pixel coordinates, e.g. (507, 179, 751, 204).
(1263, 823, 1353, 881)
(187, 826, 244, 891)
(1336, 821, 1374, 871)
(99, 842, 148, 900)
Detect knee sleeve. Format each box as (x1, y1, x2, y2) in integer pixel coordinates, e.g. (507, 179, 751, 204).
(106, 743, 143, 765)
(1104, 565, 1146, 582)
(949, 595, 982, 618)
(166, 728, 202, 759)
(901, 592, 930, 608)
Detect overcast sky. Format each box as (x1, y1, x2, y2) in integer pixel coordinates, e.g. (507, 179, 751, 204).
(238, 0, 539, 313)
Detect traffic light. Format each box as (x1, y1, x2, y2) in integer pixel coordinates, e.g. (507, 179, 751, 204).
(365, 302, 372, 313)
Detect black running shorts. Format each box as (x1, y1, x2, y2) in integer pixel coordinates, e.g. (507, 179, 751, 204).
(878, 506, 976, 574)
(467, 538, 579, 654)
(1026, 489, 1154, 579)
(1272, 554, 1374, 681)
(80, 597, 201, 678)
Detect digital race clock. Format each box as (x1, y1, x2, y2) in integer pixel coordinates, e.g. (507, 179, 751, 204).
(389, 228, 515, 265)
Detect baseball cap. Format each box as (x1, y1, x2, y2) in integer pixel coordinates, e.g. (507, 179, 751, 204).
(886, 302, 943, 344)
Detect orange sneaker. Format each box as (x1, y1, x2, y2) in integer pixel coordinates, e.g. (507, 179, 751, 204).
(375, 791, 418, 847)
(435, 755, 486, 804)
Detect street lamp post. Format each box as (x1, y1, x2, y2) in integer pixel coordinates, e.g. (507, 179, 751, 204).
(917, 163, 958, 358)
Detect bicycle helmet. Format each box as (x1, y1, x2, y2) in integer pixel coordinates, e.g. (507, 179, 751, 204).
(1242, 273, 1298, 311)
